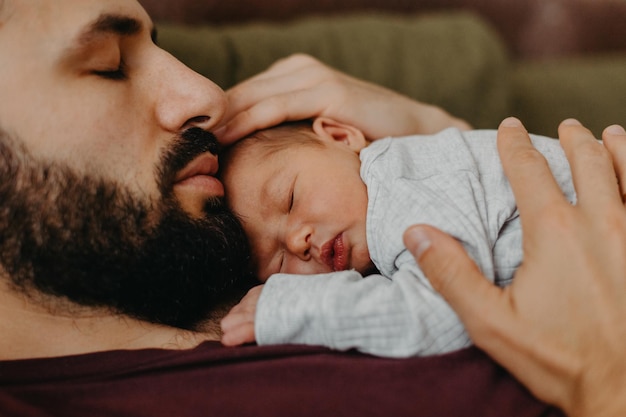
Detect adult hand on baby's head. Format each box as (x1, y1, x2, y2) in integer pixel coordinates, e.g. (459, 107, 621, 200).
(215, 54, 470, 145)
(403, 118, 626, 417)
(220, 285, 264, 346)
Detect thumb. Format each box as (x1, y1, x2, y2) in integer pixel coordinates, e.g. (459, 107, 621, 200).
(403, 225, 503, 335)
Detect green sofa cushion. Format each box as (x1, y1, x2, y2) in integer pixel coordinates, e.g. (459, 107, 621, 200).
(512, 55, 626, 137)
(156, 12, 510, 129)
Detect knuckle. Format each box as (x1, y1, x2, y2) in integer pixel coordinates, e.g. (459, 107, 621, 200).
(597, 207, 626, 242)
(578, 140, 611, 163)
(235, 108, 254, 128)
(284, 53, 318, 67)
(226, 86, 244, 104)
(292, 53, 317, 63)
(423, 255, 471, 295)
(513, 146, 546, 168)
(535, 206, 577, 237)
(261, 98, 289, 123)
(470, 314, 509, 350)
(249, 285, 263, 296)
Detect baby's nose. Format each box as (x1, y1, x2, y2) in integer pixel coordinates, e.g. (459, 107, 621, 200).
(285, 225, 312, 261)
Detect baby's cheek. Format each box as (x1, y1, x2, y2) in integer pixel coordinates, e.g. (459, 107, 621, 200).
(354, 247, 375, 275)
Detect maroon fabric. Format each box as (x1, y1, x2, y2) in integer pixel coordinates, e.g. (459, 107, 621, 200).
(0, 342, 564, 417)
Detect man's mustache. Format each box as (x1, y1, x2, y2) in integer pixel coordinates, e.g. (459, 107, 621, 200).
(158, 127, 220, 194)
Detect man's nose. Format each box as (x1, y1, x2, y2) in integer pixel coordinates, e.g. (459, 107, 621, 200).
(152, 49, 227, 135)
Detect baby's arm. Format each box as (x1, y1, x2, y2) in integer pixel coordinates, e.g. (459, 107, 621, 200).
(223, 265, 470, 357)
(221, 271, 366, 348)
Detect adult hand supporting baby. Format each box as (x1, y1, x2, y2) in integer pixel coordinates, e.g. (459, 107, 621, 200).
(403, 118, 626, 417)
(216, 54, 470, 144)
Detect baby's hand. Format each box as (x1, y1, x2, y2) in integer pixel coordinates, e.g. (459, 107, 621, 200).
(220, 285, 263, 346)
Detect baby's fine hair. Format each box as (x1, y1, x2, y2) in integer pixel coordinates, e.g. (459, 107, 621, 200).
(219, 120, 325, 176)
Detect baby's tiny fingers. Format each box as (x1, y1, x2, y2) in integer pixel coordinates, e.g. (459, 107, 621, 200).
(221, 322, 256, 347)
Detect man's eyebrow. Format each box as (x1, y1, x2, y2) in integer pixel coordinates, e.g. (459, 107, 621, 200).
(74, 13, 156, 47)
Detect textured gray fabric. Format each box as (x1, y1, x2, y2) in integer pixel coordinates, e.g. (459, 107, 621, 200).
(256, 129, 575, 357)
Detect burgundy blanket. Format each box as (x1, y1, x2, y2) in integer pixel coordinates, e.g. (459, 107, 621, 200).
(0, 342, 564, 416)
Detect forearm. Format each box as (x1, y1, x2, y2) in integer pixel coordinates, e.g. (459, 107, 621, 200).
(394, 100, 472, 137)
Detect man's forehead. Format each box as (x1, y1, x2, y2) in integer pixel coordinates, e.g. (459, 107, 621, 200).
(0, 0, 151, 29)
(0, 0, 155, 60)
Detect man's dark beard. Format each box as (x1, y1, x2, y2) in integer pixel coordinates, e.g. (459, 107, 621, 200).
(0, 128, 252, 329)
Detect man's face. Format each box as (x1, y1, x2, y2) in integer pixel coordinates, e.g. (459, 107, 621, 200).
(0, 0, 251, 328)
(0, 0, 226, 215)
(224, 135, 375, 282)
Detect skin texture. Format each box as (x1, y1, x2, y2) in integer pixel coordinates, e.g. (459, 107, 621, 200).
(403, 118, 626, 417)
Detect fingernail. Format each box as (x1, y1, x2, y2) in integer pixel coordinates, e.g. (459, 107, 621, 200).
(406, 227, 432, 259)
(500, 117, 522, 127)
(561, 118, 582, 126)
(605, 124, 626, 135)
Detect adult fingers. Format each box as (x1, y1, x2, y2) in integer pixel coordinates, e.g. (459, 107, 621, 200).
(229, 54, 324, 88)
(558, 119, 619, 210)
(403, 225, 506, 338)
(496, 117, 565, 220)
(217, 85, 334, 144)
(601, 124, 626, 203)
(404, 224, 576, 407)
(247, 54, 325, 82)
(225, 67, 318, 115)
(220, 58, 334, 124)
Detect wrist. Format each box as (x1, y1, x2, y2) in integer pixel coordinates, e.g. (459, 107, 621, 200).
(411, 102, 471, 134)
(568, 367, 626, 417)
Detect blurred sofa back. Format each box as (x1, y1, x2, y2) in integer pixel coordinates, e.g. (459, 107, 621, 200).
(140, 0, 626, 60)
(139, 0, 626, 137)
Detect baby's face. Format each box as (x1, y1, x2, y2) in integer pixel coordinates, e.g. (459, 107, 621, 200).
(224, 139, 374, 282)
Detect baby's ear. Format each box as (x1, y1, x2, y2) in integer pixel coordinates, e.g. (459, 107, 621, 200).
(312, 117, 367, 152)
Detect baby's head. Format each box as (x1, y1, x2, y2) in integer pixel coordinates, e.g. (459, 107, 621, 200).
(220, 117, 375, 282)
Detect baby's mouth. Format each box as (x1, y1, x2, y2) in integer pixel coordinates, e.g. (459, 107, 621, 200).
(321, 233, 347, 271)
